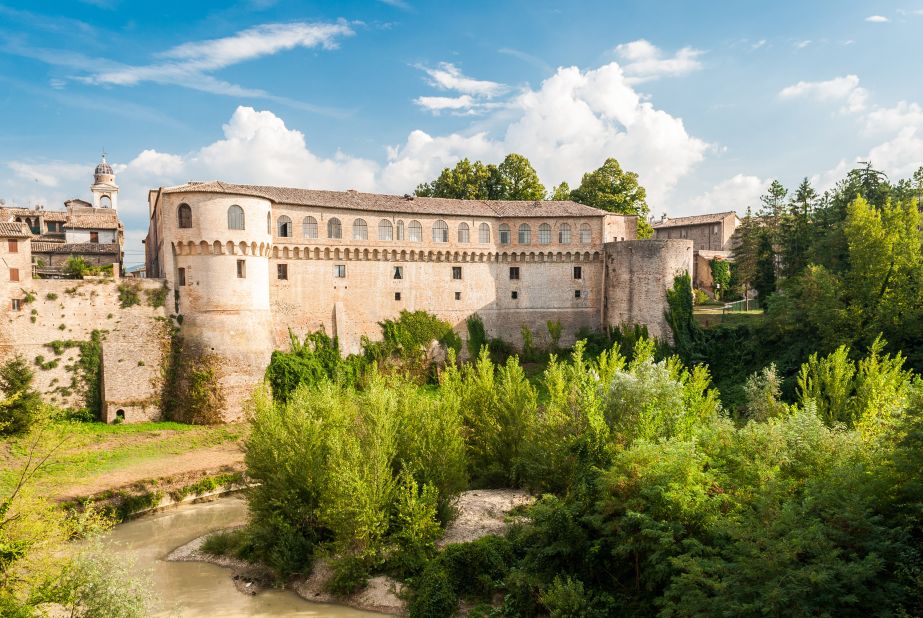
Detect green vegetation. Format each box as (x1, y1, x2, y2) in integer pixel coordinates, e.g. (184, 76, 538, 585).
(0, 357, 42, 436)
(44, 293, 58, 301)
(63, 256, 112, 279)
(45, 330, 105, 421)
(144, 281, 169, 308)
(116, 281, 140, 308)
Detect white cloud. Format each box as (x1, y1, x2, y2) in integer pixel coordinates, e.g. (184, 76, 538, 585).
(614, 39, 704, 83)
(7, 161, 87, 188)
(778, 74, 868, 113)
(419, 62, 507, 97)
(413, 95, 476, 112)
(794, 39, 812, 49)
(865, 15, 889, 23)
(684, 174, 768, 216)
(863, 101, 923, 135)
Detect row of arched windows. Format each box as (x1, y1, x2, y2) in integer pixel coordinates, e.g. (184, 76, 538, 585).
(177, 203, 593, 245)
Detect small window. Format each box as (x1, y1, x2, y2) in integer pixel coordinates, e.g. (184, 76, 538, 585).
(395, 292, 401, 301)
(334, 264, 346, 278)
(681, 229, 688, 239)
(379, 219, 393, 241)
(267, 212, 272, 234)
(393, 266, 403, 280)
(278, 215, 292, 238)
(303, 216, 318, 239)
(328, 218, 342, 239)
(479, 222, 490, 243)
(452, 266, 462, 280)
(353, 218, 368, 240)
(509, 266, 520, 280)
(11, 298, 21, 311)
(277, 263, 288, 280)
(177, 267, 186, 286)
(713, 224, 720, 234)
(9, 268, 19, 282)
(455, 291, 461, 301)
(433, 220, 449, 243)
(90, 231, 99, 243)
(408, 220, 422, 242)
(228, 205, 245, 230)
(518, 223, 531, 244)
(236, 259, 246, 278)
(559, 223, 571, 244)
(511, 290, 518, 300)
(573, 266, 582, 280)
(7, 240, 17, 253)
(538, 223, 551, 244)
(499, 223, 510, 245)
(178, 203, 192, 228)
(458, 222, 470, 243)
(579, 223, 592, 244)
(575, 289, 581, 298)
(396, 220, 405, 241)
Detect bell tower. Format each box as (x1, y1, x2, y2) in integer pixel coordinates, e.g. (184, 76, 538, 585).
(91, 153, 118, 210)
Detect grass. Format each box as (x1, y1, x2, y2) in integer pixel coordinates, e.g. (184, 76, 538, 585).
(694, 308, 765, 329)
(0, 420, 246, 498)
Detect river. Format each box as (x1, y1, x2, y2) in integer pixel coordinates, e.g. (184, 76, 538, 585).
(104, 495, 383, 617)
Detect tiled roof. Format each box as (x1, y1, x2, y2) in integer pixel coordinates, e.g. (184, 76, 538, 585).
(32, 242, 119, 254)
(67, 212, 120, 229)
(161, 181, 608, 218)
(0, 222, 30, 237)
(0, 207, 68, 222)
(652, 211, 739, 229)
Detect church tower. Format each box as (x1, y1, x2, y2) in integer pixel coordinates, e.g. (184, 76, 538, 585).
(91, 153, 118, 210)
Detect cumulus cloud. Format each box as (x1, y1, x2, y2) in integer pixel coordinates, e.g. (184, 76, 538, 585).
(419, 62, 507, 97)
(865, 15, 889, 23)
(779, 74, 868, 113)
(413, 95, 476, 112)
(614, 39, 704, 83)
(863, 101, 923, 135)
(684, 174, 768, 216)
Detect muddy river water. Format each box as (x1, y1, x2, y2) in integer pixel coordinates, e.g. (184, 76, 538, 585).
(104, 495, 381, 617)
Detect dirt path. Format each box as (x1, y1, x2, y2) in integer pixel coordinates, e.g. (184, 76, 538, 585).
(57, 442, 245, 501)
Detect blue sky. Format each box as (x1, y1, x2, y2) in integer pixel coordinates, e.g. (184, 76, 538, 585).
(2, 1, 922, 263)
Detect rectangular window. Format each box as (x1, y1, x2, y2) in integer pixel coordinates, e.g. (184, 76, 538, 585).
(455, 291, 461, 301)
(452, 266, 462, 280)
(90, 231, 99, 243)
(509, 267, 520, 280)
(395, 292, 401, 301)
(7, 240, 17, 253)
(11, 299, 21, 311)
(575, 289, 581, 298)
(393, 266, 403, 280)
(334, 264, 346, 278)
(511, 290, 518, 300)
(573, 266, 582, 280)
(9, 268, 18, 282)
(177, 267, 186, 286)
(236, 259, 246, 278)
(277, 264, 288, 280)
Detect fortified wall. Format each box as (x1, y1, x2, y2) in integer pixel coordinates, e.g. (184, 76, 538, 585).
(0, 277, 171, 422)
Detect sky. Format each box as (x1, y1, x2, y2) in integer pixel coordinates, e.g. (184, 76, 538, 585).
(2, 1, 923, 265)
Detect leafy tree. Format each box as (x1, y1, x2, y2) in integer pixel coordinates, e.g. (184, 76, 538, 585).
(708, 258, 730, 300)
(415, 154, 545, 201)
(497, 153, 547, 200)
(549, 181, 571, 201)
(753, 230, 777, 302)
(569, 158, 652, 237)
(729, 207, 760, 296)
(0, 356, 41, 436)
(779, 177, 817, 277)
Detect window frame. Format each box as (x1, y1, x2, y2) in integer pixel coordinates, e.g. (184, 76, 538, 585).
(393, 265, 403, 280)
(433, 219, 449, 243)
(277, 263, 288, 280)
(327, 217, 343, 239)
(558, 223, 571, 244)
(353, 218, 368, 240)
(7, 239, 17, 253)
(509, 266, 520, 280)
(573, 266, 582, 280)
(479, 222, 490, 244)
(499, 223, 510, 245)
(452, 266, 462, 280)
(408, 220, 422, 242)
(518, 223, 531, 244)
(277, 215, 293, 238)
(458, 222, 470, 243)
(177, 267, 186, 286)
(236, 259, 246, 279)
(303, 216, 318, 239)
(9, 268, 19, 282)
(396, 220, 405, 241)
(334, 264, 347, 278)
(379, 219, 393, 241)
(177, 203, 192, 229)
(538, 223, 551, 244)
(228, 205, 245, 230)
(579, 223, 592, 244)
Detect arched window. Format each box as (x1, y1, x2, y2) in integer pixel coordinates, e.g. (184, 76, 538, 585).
(580, 223, 592, 244)
(177, 203, 192, 229)
(303, 216, 318, 239)
(479, 222, 490, 243)
(396, 220, 405, 241)
(228, 205, 245, 230)
(432, 220, 449, 243)
(277, 215, 292, 237)
(328, 217, 342, 239)
(558, 223, 571, 244)
(458, 222, 470, 243)
(99, 195, 112, 209)
(267, 212, 271, 234)
(499, 223, 510, 245)
(408, 220, 422, 242)
(518, 223, 531, 244)
(353, 218, 368, 240)
(379, 219, 393, 241)
(538, 223, 551, 244)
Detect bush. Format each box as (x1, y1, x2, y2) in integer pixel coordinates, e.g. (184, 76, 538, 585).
(117, 282, 141, 308)
(466, 313, 488, 359)
(201, 529, 253, 559)
(0, 355, 42, 435)
(144, 282, 169, 308)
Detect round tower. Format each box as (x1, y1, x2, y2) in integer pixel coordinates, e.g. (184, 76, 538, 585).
(163, 191, 274, 421)
(91, 153, 119, 210)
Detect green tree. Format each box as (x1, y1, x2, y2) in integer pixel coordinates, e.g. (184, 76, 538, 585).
(497, 153, 546, 200)
(780, 177, 817, 277)
(753, 230, 776, 302)
(549, 181, 571, 201)
(415, 154, 545, 201)
(569, 158, 652, 237)
(709, 258, 730, 300)
(730, 207, 760, 296)
(0, 356, 41, 436)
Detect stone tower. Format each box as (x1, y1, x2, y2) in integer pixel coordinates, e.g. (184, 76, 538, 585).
(91, 154, 119, 210)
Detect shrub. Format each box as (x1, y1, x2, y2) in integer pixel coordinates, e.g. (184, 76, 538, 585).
(547, 320, 563, 351)
(144, 281, 169, 308)
(693, 287, 709, 305)
(466, 313, 488, 359)
(0, 355, 42, 435)
(45, 292, 58, 301)
(63, 256, 92, 278)
(117, 282, 141, 308)
(201, 529, 253, 559)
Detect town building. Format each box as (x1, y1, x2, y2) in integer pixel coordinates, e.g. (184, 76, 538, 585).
(652, 211, 740, 295)
(0, 155, 123, 276)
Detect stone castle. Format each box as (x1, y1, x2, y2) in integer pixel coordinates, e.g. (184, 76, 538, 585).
(2, 162, 693, 423)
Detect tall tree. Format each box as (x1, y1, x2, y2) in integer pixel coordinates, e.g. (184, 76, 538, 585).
(497, 153, 546, 200)
(415, 154, 546, 201)
(549, 181, 571, 201)
(731, 207, 760, 296)
(779, 177, 817, 277)
(569, 158, 652, 237)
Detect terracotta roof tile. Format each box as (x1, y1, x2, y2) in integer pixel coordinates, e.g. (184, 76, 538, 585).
(0, 207, 68, 222)
(162, 181, 607, 218)
(0, 222, 30, 237)
(67, 212, 120, 229)
(32, 242, 119, 254)
(652, 211, 739, 229)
